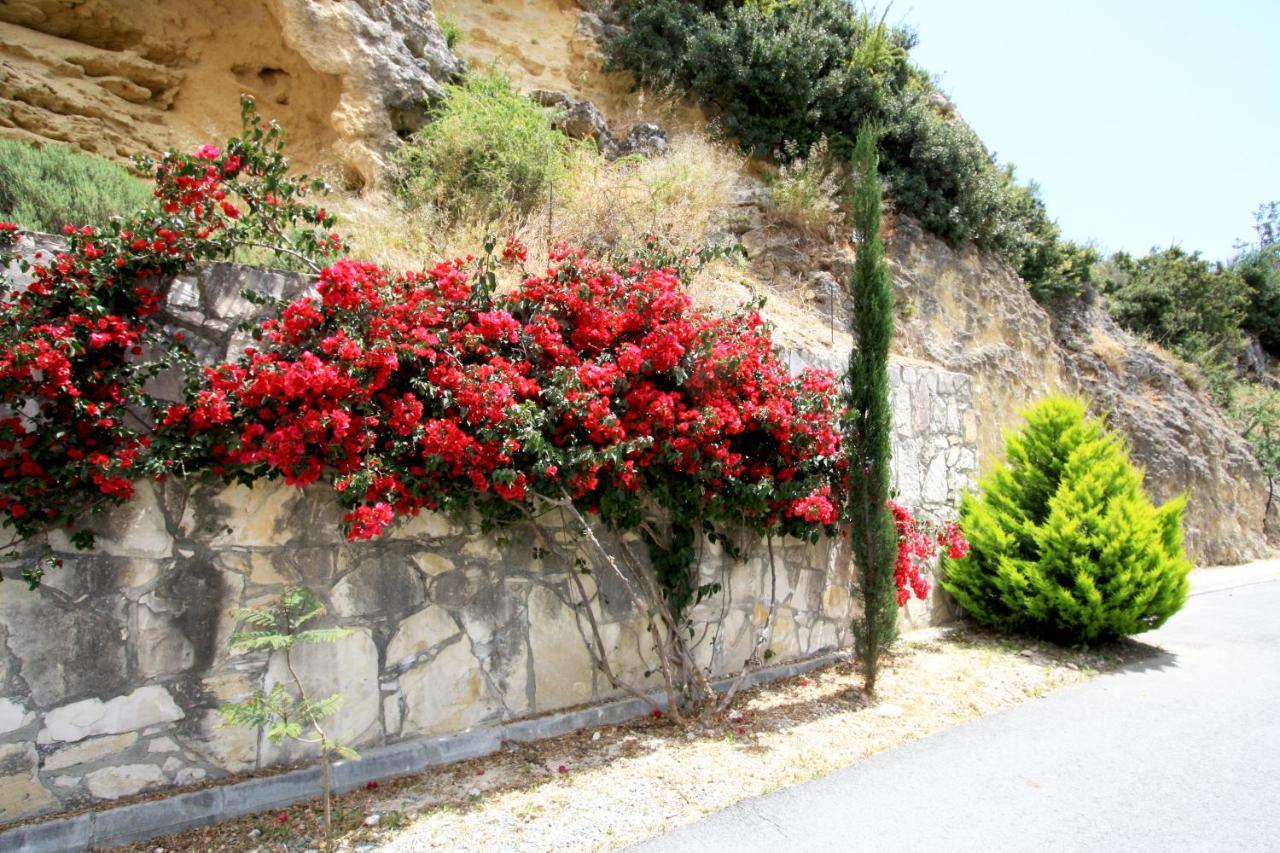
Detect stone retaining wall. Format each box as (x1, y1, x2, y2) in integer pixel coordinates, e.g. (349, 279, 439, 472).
(0, 246, 977, 823)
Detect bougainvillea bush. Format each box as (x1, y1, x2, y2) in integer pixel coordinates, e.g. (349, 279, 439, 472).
(165, 247, 847, 562)
(0, 103, 967, 709)
(0, 98, 340, 585)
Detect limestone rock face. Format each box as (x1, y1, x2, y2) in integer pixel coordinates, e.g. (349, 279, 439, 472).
(889, 218, 1272, 565)
(0, 0, 464, 186)
(1052, 299, 1271, 565)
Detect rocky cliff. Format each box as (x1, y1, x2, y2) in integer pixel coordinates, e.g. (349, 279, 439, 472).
(888, 219, 1271, 565)
(0, 0, 463, 186)
(0, 0, 1271, 564)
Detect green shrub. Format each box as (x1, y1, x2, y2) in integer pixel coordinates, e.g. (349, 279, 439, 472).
(1234, 203, 1280, 355)
(1101, 248, 1248, 385)
(439, 16, 464, 49)
(1232, 383, 1280, 512)
(1237, 248, 1280, 354)
(943, 396, 1191, 644)
(608, 0, 1089, 302)
(0, 139, 152, 233)
(392, 70, 568, 220)
(609, 0, 913, 160)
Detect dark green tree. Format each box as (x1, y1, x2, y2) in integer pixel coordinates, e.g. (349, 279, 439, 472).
(1235, 202, 1280, 355)
(606, 0, 1087, 301)
(845, 124, 898, 693)
(1101, 247, 1248, 363)
(943, 397, 1191, 644)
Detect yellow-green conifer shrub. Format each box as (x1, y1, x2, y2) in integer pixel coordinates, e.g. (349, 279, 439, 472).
(942, 396, 1191, 644)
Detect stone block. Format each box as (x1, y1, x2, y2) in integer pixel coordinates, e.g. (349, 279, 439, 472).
(400, 638, 495, 735)
(261, 628, 381, 764)
(395, 510, 454, 540)
(418, 727, 502, 765)
(0, 697, 33, 734)
(330, 739, 432, 792)
(174, 767, 207, 785)
(528, 586, 594, 711)
(44, 732, 138, 771)
(383, 692, 403, 737)
(39, 686, 184, 744)
(136, 598, 197, 678)
(148, 736, 180, 753)
(0, 742, 54, 820)
(85, 763, 167, 800)
(208, 482, 301, 547)
(0, 576, 131, 707)
(329, 558, 425, 619)
(94, 481, 173, 558)
(221, 766, 320, 819)
(411, 552, 456, 576)
(387, 604, 461, 668)
(183, 708, 258, 772)
(822, 584, 850, 619)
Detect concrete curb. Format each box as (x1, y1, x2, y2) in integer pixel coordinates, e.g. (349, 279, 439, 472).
(0, 650, 848, 852)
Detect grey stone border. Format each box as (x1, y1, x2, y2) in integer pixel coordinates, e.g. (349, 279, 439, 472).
(1, 650, 849, 852)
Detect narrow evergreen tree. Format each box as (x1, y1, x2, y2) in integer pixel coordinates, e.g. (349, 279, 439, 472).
(943, 396, 1191, 644)
(846, 124, 898, 693)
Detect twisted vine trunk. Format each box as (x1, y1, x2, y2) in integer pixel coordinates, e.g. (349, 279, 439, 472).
(846, 125, 898, 695)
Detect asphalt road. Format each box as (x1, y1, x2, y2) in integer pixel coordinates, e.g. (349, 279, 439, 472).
(631, 563, 1280, 853)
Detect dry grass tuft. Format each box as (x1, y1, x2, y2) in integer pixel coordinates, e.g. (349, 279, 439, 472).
(326, 132, 747, 299)
(1089, 327, 1130, 379)
(552, 133, 743, 254)
(767, 138, 845, 235)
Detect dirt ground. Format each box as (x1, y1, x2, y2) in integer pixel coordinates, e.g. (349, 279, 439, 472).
(122, 626, 1154, 852)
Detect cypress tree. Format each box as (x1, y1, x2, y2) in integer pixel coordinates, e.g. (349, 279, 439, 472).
(942, 396, 1192, 644)
(846, 124, 898, 693)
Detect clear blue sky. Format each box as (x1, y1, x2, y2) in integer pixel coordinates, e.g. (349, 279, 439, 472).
(897, 0, 1279, 262)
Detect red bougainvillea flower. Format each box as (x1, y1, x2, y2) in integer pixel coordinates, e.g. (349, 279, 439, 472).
(888, 501, 970, 606)
(171, 248, 847, 546)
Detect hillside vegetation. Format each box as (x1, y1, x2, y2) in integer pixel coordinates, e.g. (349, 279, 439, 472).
(606, 0, 1097, 303)
(1, 0, 1273, 558)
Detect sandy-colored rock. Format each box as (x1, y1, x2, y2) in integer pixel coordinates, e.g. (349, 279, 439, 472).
(387, 605, 461, 668)
(44, 731, 138, 771)
(85, 762, 166, 800)
(210, 482, 301, 547)
(0, 0, 464, 186)
(889, 217, 1271, 564)
(39, 685, 184, 744)
(0, 742, 54, 820)
(528, 586, 593, 711)
(399, 638, 494, 734)
(0, 697, 33, 734)
(435, 0, 704, 134)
